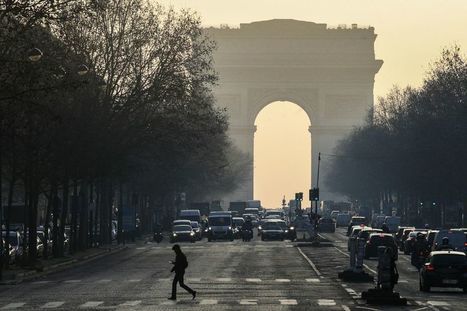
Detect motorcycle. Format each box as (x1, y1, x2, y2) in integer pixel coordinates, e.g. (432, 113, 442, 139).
(242, 229, 253, 242)
(412, 248, 429, 270)
(153, 232, 163, 243)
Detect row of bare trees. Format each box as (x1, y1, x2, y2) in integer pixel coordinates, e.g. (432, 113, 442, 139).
(325, 47, 467, 227)
(0, 0, 250, 272)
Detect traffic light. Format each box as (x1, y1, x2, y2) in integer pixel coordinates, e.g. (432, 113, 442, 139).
(295, 192, 303, 201)
(310, 188, 319, 201)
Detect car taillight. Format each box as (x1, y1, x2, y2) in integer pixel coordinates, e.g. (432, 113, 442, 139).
(425, 263, 435, 272)
(464, 242, 467, 247)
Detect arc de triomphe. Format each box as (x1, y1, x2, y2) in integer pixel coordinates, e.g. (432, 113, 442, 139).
(206, 19, 383, 203)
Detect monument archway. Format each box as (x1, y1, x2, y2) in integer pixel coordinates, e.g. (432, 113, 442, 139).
(206, 19, 383, 202)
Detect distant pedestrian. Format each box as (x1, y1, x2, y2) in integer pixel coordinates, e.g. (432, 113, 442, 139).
(168, 244, 197, 300)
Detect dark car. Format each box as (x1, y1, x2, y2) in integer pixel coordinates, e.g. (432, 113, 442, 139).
(266, 219, 296, 240)
(232, 217, 245, 239)
(170, 225, 196, 243)
(318, 217, 335, 233)
(426, 230, 439, 250)
(419, 251, 467, 292)
(261, 222, 285, 241)
(399, 228, 415, 251)
(364, 233, 398, 260)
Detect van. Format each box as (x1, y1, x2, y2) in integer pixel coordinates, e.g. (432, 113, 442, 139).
(179, 210, 201, 223)
(433, 230, 467, 252)
(384, 216, 400, 233)
(208, 214, 234, 241)
(336, 213, 351, 227)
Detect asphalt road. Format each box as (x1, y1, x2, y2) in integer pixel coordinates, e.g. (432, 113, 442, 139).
(0, 228, 465, 310)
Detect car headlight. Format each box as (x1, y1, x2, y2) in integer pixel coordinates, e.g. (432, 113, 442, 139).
(173, 233, 177, 237)
(289, 227, 294, 230)
(228, 226, 232, 230)
(208, 227, 212, 231)
(258, 226, 262, 230)
(190, 232, 195, 236)
(285, 230, 289, 233)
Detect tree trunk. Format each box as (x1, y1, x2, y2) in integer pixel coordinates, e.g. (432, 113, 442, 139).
(58, 177, 69, 257)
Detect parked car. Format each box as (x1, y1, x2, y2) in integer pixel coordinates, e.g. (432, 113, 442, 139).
(261, 221, 285, 241)
(318, 217, 335, 233)
(170, 225, 196, 243)
(365, 233, 398, 260)
(419, 251, 467, 292)
(1, 231, 23, 263)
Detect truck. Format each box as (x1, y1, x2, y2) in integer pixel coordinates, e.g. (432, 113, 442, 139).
(229, 201, 248, 216)
(189, 202, 210, 216)
(247, 200, 261, 209)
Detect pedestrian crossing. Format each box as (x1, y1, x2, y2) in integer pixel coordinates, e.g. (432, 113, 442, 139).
(30, 277, 323, 285)
(0, 298, 349, 309)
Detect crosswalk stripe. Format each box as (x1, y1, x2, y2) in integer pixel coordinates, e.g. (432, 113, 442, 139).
(246, 278, 262, 282)
(239, 299, 258, 305)
(40, 302, 65, 309)
(187, 278, 201, 282)
(318, 299, 336, 306)
(64, 280, 81, 283)
(275, 278, 290, 282)
(306, 278, 320, 282)
(33, 281, 52, 284)
(79, 301, 103, 308)
(128, 279, 141, 282)
(1, 303, 25, 310)
(199, 299, 218, 305)
(428, 301, 450, 306)
(96, 279, 111, 283)
(118, 300, 141, 307)
(279, 299, 298, 305)
(216, 278, 232, 282)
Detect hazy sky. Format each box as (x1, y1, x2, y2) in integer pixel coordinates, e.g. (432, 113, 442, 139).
(163, 0, 467, 207)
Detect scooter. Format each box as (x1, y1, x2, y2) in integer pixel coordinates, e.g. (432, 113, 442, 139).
(153, 232, 163, 243)
(412, 249, 429, 270)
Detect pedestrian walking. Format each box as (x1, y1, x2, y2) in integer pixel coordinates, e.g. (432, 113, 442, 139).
(168, 244, 197, 300)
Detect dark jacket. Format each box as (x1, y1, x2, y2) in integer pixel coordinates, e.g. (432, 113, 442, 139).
(171, 252, 188, 274)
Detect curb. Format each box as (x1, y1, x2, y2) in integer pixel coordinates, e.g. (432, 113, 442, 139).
(0, 246, 128, 285)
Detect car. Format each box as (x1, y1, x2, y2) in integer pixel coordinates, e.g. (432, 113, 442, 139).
(358, 228, 383, 242)
(207, 213, 234, 241)
(347, 225, 371, 251)
(190, 221, 202, 240)
(336, 213, 351, 227)
(419, 251, 467, 292)
(242, 213, 258, 227)
(264, 210, 285, 220)
(347, 216, 367, 235)
(37, 230, 52, 255)
(371, 215, 386, 229)
(318, 217, 335, 233)
(399, 228, 415, 251)
(261, 221, 285, 241)
(330, 210, 340, 220)
(426, 230, 439, 250)
(264, 219, 296, 240)
(170, 225, 196, 243)
(365, 233, 398, 260)
(384, 216, 401, 233)
(432, 229, 467, 252)
(1, 231, 23, 263)
(395, 226, 414, 249)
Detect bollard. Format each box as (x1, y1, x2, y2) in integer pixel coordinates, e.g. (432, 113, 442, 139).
(349, 237, 356, 270)
(355, 238, 365, 273)
(361, 246, 407, 305)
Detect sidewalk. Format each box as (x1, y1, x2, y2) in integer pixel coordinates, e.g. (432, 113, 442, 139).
(0, 244, 127, 285)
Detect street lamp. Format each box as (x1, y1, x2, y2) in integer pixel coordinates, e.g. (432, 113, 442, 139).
(27, 48, 43, 62)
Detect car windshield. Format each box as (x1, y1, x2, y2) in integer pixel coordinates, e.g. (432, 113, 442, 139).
(209, 217, 231, 226)
(263, 222, 282, 230)
(320, 218, 333, 223)
(174, 225, 192, 231)
(431, 254, 467, 266)
(370, 235, 395, 246)
(266, 211, 283, 216)
(190, 223, 199, 228)
(275, 222, 287, 230)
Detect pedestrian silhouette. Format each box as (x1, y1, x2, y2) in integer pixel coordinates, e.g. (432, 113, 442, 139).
(168, 244, 197, 300)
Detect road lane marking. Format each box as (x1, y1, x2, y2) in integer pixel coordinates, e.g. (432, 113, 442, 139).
(246, 278, 262, 282)
(334, 247, 377, 275)
(128, 279, 141, 282)
(1, 303, 26, 310)
(318, 299, 336, 306)
(306, 278, 320, 282)
(64, 279, 81, 283)
(79, 301, 103, 308)
(118, 301, 141, 307)
(199, 299, 218, 305)
(280, 299, 297, 305)
(428, 301, 450, 306)
(40, 302, 65, 309)
(216, 278, 232, 282)
(239, 299, 258, 305)
(33, 281, 51, 284)
(96, 279, 111, 283)
(297, 246, 322, 277)
(187, 278, 201, 282)
(342, 305, 351, 311)
(275, 278, 291, 282)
